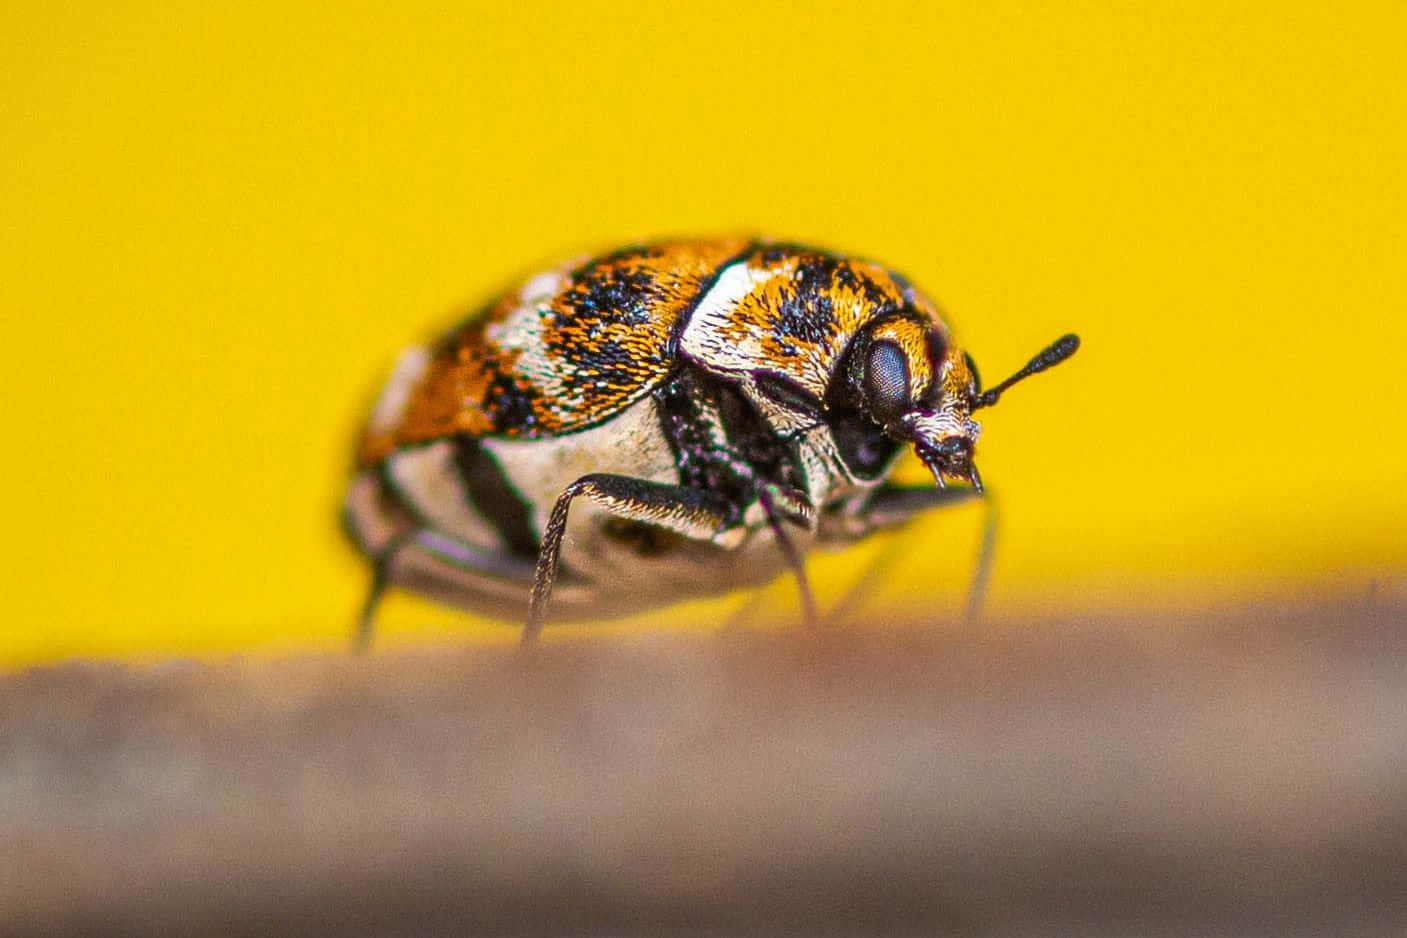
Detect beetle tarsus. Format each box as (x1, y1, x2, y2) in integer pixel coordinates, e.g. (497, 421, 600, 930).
(967, 463, 984, 495)
(963, 492, 1000, 626)
(354, 576, 387, 653)
(353, 529, 415, 653)
(758, 485, 818, 628)
(523, 480, 580, 647)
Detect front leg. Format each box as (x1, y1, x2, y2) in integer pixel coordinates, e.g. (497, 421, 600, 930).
(819, 482, 982, 543)
(525, 474, 738, 645)
(818, 483, 996, 627)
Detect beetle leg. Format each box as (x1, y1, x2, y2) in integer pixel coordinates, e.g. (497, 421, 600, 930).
(820, 525, 912, 629)
(758, 483, 814, 529)
(820, 484, 995, 628)
(861, 482, 983, 530)
(863, 485, 998, 624)
(525, 474, 736, 645)
(351, 526, 538, 651)
(353, 528, 414, 653)
(963, 492, 1000, 626)
(345, 466, 543, 650)
(756, 484, 818, 628)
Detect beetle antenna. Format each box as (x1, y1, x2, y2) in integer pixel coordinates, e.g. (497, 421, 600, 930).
(971, 333, 1080, 411)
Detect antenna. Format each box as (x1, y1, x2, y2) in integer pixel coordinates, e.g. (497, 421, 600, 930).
(970, 333, 1080, 411)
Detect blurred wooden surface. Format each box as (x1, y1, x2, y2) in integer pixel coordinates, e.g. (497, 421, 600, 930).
(3, 593, 1405, 937)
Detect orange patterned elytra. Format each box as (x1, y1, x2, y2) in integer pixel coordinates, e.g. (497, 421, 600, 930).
(344, 238, 1080, 646)
(359, 239, 749, 463)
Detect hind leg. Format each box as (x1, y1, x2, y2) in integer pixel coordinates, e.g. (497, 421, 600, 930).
(821, 484, 989, 627)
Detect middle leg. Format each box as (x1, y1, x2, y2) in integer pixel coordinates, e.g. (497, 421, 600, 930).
(524, 473, 738, 645)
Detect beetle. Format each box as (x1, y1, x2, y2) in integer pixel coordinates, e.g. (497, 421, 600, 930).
(342, 238, 1078, 647)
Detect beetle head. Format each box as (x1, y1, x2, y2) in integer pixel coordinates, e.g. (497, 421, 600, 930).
(841, 318, 1080, 493)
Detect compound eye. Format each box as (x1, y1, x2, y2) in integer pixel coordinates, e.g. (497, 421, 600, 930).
(863, 340, 911, 424)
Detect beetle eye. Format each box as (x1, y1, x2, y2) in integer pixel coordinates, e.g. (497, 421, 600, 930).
(863, 340, 911, 423)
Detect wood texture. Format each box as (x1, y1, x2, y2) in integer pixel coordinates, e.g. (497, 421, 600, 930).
(3, 594, 1404, 936)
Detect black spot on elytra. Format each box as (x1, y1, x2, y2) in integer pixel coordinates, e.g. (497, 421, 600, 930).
(483, 372, 539, 433)
(558, 337, 664, 403)
(562, 264, 658, 326)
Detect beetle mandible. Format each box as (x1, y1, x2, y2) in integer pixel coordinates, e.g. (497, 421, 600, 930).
(342, 239, 1079, 646)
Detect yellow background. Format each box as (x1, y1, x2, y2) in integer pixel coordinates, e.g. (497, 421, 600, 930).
(4, 2, 1404, 665)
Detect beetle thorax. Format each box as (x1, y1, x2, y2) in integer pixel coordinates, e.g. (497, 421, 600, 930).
(743, 386, 890, 509)
(678, 249, 967, 506)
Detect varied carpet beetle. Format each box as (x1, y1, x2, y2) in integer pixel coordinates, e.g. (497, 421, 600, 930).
(343, 239, 1078, 646)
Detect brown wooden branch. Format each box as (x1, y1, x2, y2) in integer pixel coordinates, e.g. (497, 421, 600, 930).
(2, 594, 1405, 936)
